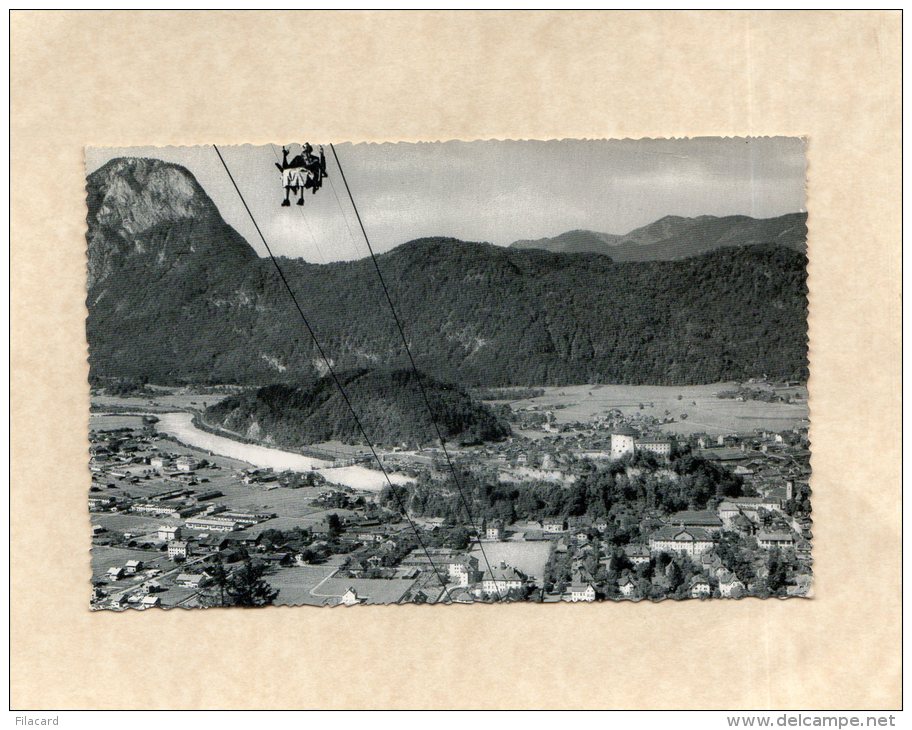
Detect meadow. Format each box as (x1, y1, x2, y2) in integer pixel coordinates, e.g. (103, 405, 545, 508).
(470, 540, 553, 582)
(90, 414, 149, 430)
(505, 382, 809, 436)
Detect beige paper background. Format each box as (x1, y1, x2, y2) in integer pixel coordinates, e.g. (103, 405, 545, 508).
(10, 10, 901, 710)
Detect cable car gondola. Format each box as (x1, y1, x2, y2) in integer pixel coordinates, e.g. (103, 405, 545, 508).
(275, 143, 327, 206)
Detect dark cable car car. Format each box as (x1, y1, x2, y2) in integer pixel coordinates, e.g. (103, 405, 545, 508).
(275, 143, 327, 206)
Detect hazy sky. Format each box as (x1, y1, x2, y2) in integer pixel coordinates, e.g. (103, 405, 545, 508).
(86, 137, 806, 262)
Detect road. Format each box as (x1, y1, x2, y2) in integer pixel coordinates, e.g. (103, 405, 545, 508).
(308, 567, 341, 598)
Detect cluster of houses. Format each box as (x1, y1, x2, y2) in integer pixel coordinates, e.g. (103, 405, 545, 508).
(90, 409, 812, 607)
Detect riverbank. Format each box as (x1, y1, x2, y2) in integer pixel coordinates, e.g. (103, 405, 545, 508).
(154, 412, 412, 492)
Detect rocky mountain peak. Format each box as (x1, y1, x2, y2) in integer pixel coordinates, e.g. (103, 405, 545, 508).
(86, 157, 255, 290)
(88, 157, 215, 237)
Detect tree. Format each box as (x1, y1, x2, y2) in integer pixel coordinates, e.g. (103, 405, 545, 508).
(230, 559, 279, 607)
(258, 529, 284, 549)
(447, 526, 471, 550)
(202, 561, 232, 608)
(326, 513, 343, 539)
(716, 532, 757, 585)
(766, 551, 791, 596)
(203, 559, 279, 607)
(666, 560, 685, 592)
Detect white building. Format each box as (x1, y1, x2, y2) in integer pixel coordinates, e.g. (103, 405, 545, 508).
(174, 456, 199, 473)
(184, 517, 239, 533)
(176, 573, 209, 589)
(485, 521, 504, 541)
(689, 575, 711, 598)
(567, 583, 596, 602)
(717, 571, 745, 598)
(157, 525, 182, 542)
(717, 501, 742, 528)
(635, 440, 672, 458)
(448, 556, 480, 587)
(624, 544, 651, 566)
(648, 526, 716, 558)
(88, 495, 115, 511)
(167, 540, 190, 559)
(340, 587, 363, 606)
(610, 428, 637, 459)
(481, 562, 525, 598)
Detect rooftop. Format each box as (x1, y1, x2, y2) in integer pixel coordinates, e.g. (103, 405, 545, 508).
(483, 562, 525, 583)
(669, 510, 723, 526)
(650, 525, 715, 542)
(612, 426, 638, 437)
(758, 531, 795, 541)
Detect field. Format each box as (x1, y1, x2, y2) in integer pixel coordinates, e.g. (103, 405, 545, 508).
(231, 510, 358, 540)
(91, 392, 228, 412)
(470, 540, 553, 581)
(90, 431, 362, 541)
(308, 575, 419, 606)
(90, 414, 149, 430)
(265, 565, 340, 606)
(505, 382, 809, 436)
(91, 513, 171, 538)
(266, 565, 422, 606)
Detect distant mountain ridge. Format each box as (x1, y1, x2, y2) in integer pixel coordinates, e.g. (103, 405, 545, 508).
(86, 158, 809, 387)
(510, 212, 808, 261)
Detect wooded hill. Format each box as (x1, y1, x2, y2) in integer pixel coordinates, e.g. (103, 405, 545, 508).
(203, 369, 511, 448)
(87, 158, 809, 387)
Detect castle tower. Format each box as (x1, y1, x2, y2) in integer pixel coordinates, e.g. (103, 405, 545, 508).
(610, 427, 637, 459)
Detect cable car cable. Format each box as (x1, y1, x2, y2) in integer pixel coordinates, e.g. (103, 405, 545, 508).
(212, 144, 453, 604)
(329, 143, 505, 601)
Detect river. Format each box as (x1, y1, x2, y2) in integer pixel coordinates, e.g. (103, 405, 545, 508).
(154, 412, 412, 492)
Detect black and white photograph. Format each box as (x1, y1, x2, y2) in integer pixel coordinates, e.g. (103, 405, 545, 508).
(84, 137, 811, 609)
(12, 5, 904, 718)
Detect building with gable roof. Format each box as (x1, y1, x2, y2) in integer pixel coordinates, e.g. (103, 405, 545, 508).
(618, 575, 636, 597)
(625, 544, 651, 566)
(668, 510, 724, 533)
(566, 582, 596, 602)
(648, 525, 716, 558)
(481, 562, 526, 597)
(717, 571, 745, 598)
(757, 531, 796, 550)
(689, 574, 711, 598)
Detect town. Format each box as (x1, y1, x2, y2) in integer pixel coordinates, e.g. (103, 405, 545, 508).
(89, 382, 812, 609)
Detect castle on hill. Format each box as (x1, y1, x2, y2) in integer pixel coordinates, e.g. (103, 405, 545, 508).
(610, 426, 672, 460)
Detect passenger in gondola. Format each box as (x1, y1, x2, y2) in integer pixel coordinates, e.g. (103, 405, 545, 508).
(276, 144, 324, 206)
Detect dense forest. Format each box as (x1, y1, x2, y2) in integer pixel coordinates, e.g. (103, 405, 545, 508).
(203, 368, 511, 448)
(86, 158, 809, 387)
(380, 449, 746, 527)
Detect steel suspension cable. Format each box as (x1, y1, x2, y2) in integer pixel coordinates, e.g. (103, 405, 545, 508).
(328, 143, 504, 600)
(213, 144, 452, 604)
